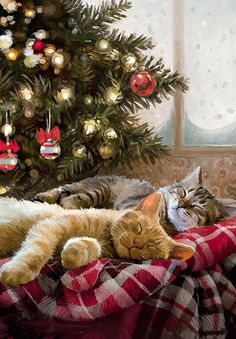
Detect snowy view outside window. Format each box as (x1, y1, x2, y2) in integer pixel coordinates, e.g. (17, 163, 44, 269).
(85, 0, 236, 147)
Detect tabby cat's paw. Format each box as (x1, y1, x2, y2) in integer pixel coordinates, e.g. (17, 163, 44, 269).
(61, 237, 101, 269)
(34, 188, 60, 204)
(0, 261, 38, 286)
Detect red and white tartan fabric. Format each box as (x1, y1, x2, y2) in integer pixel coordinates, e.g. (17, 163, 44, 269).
(0, 217, 236, 338)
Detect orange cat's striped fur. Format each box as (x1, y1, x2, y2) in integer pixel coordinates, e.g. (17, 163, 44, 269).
(0, 192, 195, 287)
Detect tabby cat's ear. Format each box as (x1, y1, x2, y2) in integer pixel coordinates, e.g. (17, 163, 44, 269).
(136, 192, 163, 216)
(169, 241, 195, 260)
(218, 198, 236, 219)
(180, 166, 202, 188)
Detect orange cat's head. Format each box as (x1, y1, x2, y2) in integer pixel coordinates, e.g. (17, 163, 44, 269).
(111, 192, 195, 261)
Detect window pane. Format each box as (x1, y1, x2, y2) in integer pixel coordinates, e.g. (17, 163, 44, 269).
(184, 0, 236, 146)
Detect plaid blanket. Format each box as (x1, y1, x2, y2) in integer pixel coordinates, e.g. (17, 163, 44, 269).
(1, 217, 236, 338)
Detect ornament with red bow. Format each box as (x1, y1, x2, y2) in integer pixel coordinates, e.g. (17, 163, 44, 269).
(0, 139, 20, 172)
(130, 70, 157, 97)
(36, 126, 61, 160)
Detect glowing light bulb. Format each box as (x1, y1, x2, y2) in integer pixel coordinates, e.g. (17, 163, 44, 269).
(51, 52, 64, 67)
(24, 9, 36, 19)
(20, 88, 33, 100)
(5, 48, 17, 60)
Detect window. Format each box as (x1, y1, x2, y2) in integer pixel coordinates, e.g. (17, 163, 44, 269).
(86, 0, 236, 152)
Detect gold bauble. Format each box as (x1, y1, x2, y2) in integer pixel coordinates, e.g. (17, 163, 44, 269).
(0, 185, 8, 195)
(121, 54, 138, 72)
(29, 169, 39, 177)
(24, 106, 35, 118)
(20, 87, 33, 100)
(25, 158, 32, 166)
(84, 119, 99, 137)
(83, 95, 94, 106)
(110, 49, 120, 61)
(54, 67, 61, 75)
(96, 38, 110, 53)
(104, 128, 118, 140)
(5, 48, 18, 60)
(56, 83, 75, 101)
(72, 142, 87, 158)
(44, 44, 56, 55)
(24, 55, 41, 68)
(98, 143, 115, 159)
(13, 30, 27, 41)
(24, 9, 36, 19)
(51, 52, 64, 68)
(104, 87, 122, 105)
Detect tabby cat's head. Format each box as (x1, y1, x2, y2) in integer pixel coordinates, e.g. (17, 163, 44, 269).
(163, 167, 223, 231)
(111, 192, 195, 261)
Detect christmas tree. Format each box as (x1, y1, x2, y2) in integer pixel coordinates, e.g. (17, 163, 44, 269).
(0, 0, 188, 197)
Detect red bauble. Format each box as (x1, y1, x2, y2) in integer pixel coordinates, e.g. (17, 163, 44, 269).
(33, 40, 45, 51)
(130, 70, 157, 97)
(0, 152, 18, 172)
(40, 140, 61, 160)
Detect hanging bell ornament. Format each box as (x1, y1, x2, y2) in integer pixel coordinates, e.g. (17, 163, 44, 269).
(96, 38, 110, 53)
(72, 142, 87, 159)
(104, 128, 118, 140)
(1, 124, 14, 137)
(104, 87, 123, 105)
(98, 143, 115, 159)
(122, 54, 138, 72)
(130, 70, 157, 97)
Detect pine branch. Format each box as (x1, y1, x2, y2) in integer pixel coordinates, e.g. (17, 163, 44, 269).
(0, 69, 13, 96)
(61, 0, 84, 15)
(81, 0, 132, 32)
(109, 29, 153, 51)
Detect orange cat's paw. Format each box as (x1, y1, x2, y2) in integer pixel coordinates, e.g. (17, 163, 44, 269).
(61, 237, 101, 269)
(0, 261, 38, 286)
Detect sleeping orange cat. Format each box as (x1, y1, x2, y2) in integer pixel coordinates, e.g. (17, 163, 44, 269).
(0, 192, 195, 287)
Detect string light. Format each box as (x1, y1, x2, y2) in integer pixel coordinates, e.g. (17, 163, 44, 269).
(5, 48, 18, 60)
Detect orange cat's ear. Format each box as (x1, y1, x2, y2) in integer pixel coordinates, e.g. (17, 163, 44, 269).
(136, 192, 163, 216)
(169, 241, 195, 261)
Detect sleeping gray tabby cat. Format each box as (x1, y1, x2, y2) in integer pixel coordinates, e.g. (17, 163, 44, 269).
(35, 167, 236, 232)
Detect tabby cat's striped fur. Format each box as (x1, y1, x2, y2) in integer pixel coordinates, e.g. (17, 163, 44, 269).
(35, 167, 236, 232)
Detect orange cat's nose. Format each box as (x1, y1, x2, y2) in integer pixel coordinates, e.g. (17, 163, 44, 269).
(132, 237, 144, 249)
